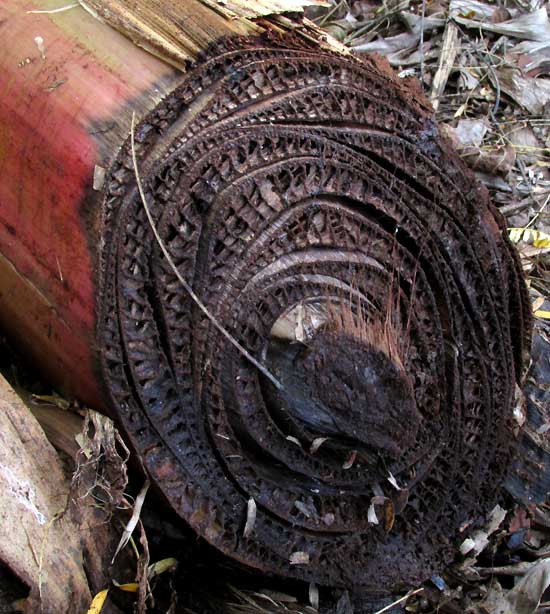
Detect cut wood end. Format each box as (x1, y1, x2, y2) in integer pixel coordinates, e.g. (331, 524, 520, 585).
(200, 0, 330, 19)
(79, 0, 336, 72)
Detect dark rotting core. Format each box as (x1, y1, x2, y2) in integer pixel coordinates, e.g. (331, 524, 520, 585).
(98, 35, 532, 593)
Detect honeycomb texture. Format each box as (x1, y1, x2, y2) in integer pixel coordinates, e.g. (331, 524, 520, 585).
(98, 35, 531, 592)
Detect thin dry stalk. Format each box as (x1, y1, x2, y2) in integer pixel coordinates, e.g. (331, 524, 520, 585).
(372, 588, 424, 614)
(136, 520, 151, 614)
(112, 479, 150, 564)
(130, 113, 283, 390)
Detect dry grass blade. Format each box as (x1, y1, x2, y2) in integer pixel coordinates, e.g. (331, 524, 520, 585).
(111, 479, 150, 564)
(243, 498, 257, 538)
(309, 582, 319, 610)
(371, 588, 424, 614)
(225, 585, 318, 614)
(310, 437, 329, 453)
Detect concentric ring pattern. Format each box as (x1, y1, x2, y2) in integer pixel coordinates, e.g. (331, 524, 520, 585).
(98, 37, 531, 590)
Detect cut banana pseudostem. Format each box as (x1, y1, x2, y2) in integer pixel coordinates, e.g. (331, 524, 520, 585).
(0, 0, 532, 594)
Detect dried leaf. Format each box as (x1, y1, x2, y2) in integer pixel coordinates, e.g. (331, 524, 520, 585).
(368, 502, 379, 525)
(454, 118, 489, 148)
(492, 68, 550, 115)
(401, 11, 445, 35)
(459, 65, 481, 91)
(342, 449, 357, 470)
(509, 228, 550, 248)
(461, 504, 507, 559)
(511, 40, 550, 76)
(387, 472, 402, 490)
(353, 10, 443, 64)
(309, 582, 319, 610)
(286, 435, 302, 447)
(481, 559, 550, 614)
(475, 172, 512, 192)
(310, 437, 329, 454)
(243, 498, 257, 538)
(506, 126, 543, 165)
(452, 5, 550, 42)
(114, 582, 139, 593)
(450, 0, 500, 20)
(87, 590, 109, 614)
(30, 392, 71, 411)
(384, 498, 395, 532)
(454, 103, 467, 118)
(112, 557, 177, 593)
(353, 31, 420, 56)
(148, 557, 178, 578)
(393, 488, 410, 514)
(461, 144, 516, 176)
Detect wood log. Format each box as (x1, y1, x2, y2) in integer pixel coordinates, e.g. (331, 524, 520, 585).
(0, 0, 534, 597)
